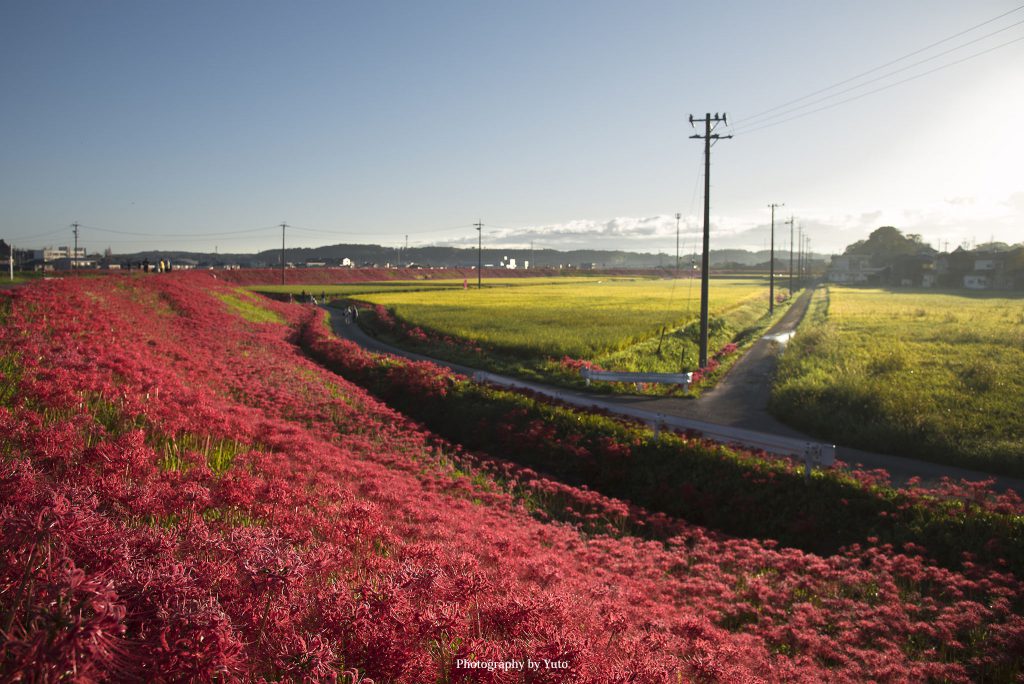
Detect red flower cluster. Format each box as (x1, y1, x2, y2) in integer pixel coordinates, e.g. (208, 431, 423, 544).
(689, 343, 738, 385)
(558, 356, 604, 373)
(1, 274, 1022, 682)
(366, 304, 482, 355)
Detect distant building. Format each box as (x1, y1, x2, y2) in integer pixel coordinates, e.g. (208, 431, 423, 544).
(51, 256, 96, 271)
(934, 247, 1023, 290)
(888, 253, 936, 287)
(33, 246, 87, 262)
(826, 255, 884, 284)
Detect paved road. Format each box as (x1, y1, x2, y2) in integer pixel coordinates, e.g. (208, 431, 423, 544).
(323, 302, 1024, 493)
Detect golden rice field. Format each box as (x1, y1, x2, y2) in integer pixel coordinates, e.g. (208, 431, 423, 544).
(772, 286, 1024, 475)
(354, 276, 772, 359)
(251, 276, 627, 298)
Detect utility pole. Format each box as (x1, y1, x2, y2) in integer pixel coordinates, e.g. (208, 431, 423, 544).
(689, 113, 732, 368)
(785, 215, 795, 296)
(797, 224, 804, 285)
(768, 203, 783, 314)
(8, 243, 13, 281)
(280, 223, 287, 285)
(805, 236, 813, 280)
(803, 232, 810, 281)
(72, 222, 79, 272)
(404, 234, 408, 266)
(675, 212, 681, 274)
(474, 220, 483, 289)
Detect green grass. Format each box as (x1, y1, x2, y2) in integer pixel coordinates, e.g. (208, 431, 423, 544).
(215, 289, 286, 324)
(0, 273, 44, 285)
(771, 286, 1024, 475)
(351, 276, 787, 390)
(153, 432, 254, 474)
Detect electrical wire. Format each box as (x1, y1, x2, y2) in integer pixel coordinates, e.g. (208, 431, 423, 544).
(732, 34, 1024, 137)
(77, 223, 282, 238)
(732, 18, 1024, 133)
(4, 226, 73, 243)
(733, 4, 1024, 129)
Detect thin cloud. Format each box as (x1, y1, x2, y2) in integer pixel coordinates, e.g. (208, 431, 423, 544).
(426, 192, 1023, 254)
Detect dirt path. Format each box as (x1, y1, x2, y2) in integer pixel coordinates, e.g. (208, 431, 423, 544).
(322, 301, 1024, 493)
(606, 287, 817, 432)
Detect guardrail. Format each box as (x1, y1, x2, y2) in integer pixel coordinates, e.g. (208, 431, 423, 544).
(472, 370, 836, 479)
(580, 368, 692, 389)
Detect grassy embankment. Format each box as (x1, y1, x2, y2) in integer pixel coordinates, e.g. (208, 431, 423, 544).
(772, 286, 1024, 476)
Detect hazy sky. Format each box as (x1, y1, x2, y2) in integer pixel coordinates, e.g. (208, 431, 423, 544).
(2, 1, 1022, 256)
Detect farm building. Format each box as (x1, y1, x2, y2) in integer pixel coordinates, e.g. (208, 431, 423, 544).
(936, 247, 1024, 290)
(826, 255, 885, 284)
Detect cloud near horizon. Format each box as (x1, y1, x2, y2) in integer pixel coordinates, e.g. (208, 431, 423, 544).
(434, 214, 743, 253)
(427, 194, 1022, 255)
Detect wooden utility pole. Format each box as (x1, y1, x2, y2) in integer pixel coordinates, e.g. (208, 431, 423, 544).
(805, 235, 813, 280)
(278, 223, 286, 284)
(689, 113, 732, 368)
(768, 203, 783, 313)
(797, 224, 804, 285)
(72, 222, 79, 271)
(675, 212, 681, 274)
(785, 215, 795, 296)
(474, 220, 483, 289)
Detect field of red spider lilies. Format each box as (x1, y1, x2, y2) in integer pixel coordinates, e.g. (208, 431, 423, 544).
(1, 273, 1023, 682)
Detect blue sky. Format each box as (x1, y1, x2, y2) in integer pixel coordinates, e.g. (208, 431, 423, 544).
(2, 1, 1022, 255)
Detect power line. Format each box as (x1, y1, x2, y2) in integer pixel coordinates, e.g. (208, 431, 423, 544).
(733, 18, 1024, 132)
(404, 223, 477, 235)
(78, 223, 282, 238)
(287, 225, 385, 236)
(734, 4, 1024, 129)
(5, 226, 73, 243)
(732, 34, 1024, 136)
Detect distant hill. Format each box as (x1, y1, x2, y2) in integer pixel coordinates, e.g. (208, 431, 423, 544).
(114, 243, 786, 269)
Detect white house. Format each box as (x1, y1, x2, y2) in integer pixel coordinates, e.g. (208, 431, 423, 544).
(827, 255, 883, 284)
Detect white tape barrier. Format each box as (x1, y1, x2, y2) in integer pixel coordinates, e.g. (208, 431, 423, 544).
(580, 368, 692, 387)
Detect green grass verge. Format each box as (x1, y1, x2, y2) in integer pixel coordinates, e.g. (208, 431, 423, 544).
(215, 289, 286, 324)
(771, 286, 1024, 476)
